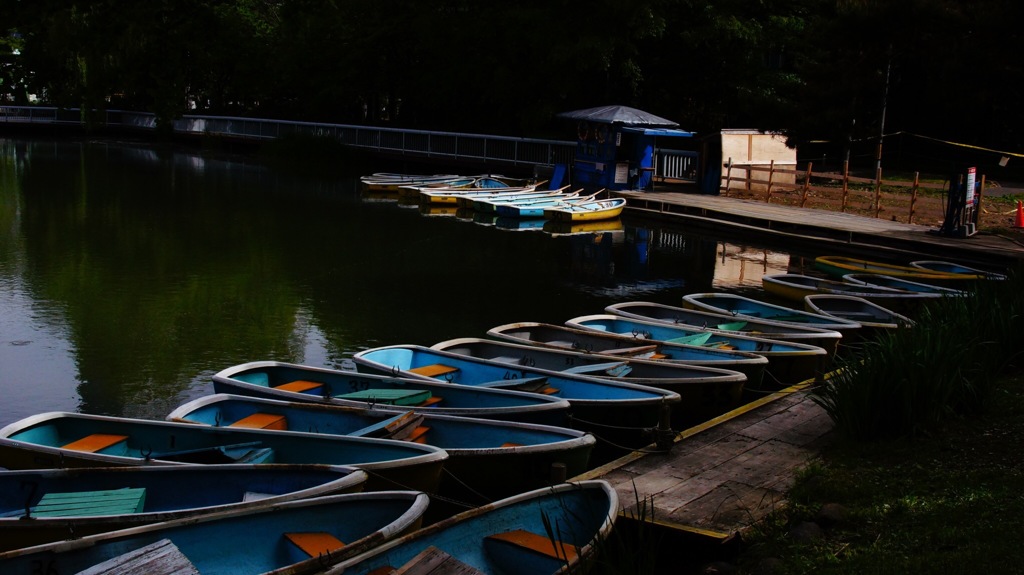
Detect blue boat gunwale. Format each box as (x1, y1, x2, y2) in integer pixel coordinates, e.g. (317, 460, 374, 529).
(351, 344, 684, 407)
(564, 314, 830, 357)
(0, 463, 368, 521)
(326, 480, 618, 575)
(0, 411, 449, 472)
(166, 393, 597, 457)
(212, 360, 573, 419)
(0, 490, 431, 569)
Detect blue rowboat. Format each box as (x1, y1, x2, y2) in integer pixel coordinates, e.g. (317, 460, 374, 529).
(603, 300, 844, 354)
(0, 491, 428, 575)
(542, 197, 627, 222)
(681, 292, 863, 334)
(493, 191, 598, 218)
(167, 394, 596, 506)
(564, 314, 830, 387)
(0, 412, 447, 493)
(464, 185, 571, 211)
(351, 344, 681, 450)
(803, 294, 915, 336)
(0, 464, 367, 552)
(841, 273, 969, 296)
(327, 481, 617, 575)
(212, 361, 571, 426)
(430, 337, 752, 411)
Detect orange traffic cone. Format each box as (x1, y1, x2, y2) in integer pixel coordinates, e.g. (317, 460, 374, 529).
(1015, 200, 1024, 228)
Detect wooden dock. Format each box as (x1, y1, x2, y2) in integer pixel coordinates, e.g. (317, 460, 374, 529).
(572, 380, 832, 541)
(616, 190, 1024, 268)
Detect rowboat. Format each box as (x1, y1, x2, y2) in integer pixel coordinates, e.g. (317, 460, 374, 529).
(681, 292, 863, 334)
(0, 464, 368, 552)
(430, 336, 751, 409)
(564, 314, 829, 387)
(803, 294, 915, 333)
(493, 192, 599, 219)
(167, 394, 596, 506)
(0, 490, 429, 575)
(360, 173, 464, 192)
(351, 344, 682, 449)
(603, 300, 844, 353)
(465, 186, 571, 211)
(814, 255, 982, 284)
(0, 412, 448, 493)
(909, 260, 1008, 280)
(761, 273, 943, 312)
(326, 481, 617, 575)
(842, 273, 968, 296)
(213, 361, 572, 426)
(418, 183, 540, 205)
(495, 217, 547, 231)
(543, 197, 627, 222)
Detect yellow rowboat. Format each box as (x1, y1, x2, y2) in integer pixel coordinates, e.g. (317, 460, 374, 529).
(543, 197, 626, 222)
(813, 255, 982, 283)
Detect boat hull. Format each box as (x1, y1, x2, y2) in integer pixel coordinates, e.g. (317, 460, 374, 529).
(814, 255, 981, 285)
(0, 464, 368, 552)
(0, 491, 429, 575)
(167, 394, 596, 507)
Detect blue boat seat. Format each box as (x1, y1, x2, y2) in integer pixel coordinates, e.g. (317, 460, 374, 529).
(407, 364, 459, 378)
(62, 434, 130, 454)
(31, 488, 147, 517)
(284, 532, 345, 558)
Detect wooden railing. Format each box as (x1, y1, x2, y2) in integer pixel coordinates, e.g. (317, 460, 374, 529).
(719, 159, 978, 225)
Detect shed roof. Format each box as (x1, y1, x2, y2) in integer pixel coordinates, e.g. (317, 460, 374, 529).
(557, 105, 679, 127)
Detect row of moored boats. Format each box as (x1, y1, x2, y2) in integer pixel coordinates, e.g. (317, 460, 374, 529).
(0, 254, 1007, 574)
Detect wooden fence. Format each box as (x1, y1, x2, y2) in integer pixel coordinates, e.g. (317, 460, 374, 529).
(719, 160, 985, 225)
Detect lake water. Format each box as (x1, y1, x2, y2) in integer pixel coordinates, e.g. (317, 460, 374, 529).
(0, 137, 815, 427)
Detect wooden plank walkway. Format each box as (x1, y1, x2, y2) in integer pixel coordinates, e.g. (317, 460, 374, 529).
(572, 381, 833, 540)
(616, 190, 1024, 267)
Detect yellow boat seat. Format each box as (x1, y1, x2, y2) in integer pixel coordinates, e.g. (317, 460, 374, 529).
(484, 529, 578, 562)
(284, 532, 345, 557)
(62, 434, 129, 453)
(407, 364, 459, 378)
(274, 380, 323, 394)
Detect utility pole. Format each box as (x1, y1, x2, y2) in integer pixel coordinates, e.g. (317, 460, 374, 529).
(876, 51, 892, 174)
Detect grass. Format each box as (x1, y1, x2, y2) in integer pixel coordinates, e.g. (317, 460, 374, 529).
(738, 266, 1024, 573)
(739, 371, 1024, 574)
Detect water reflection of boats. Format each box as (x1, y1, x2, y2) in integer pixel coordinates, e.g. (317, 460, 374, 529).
(360, 189, 400, 203)
(419, 204, 459, 217)
(495, 217, 546, 231)
(543, 218, 624, 236)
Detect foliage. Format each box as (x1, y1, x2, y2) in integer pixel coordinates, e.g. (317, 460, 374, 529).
(3, 1, 1022, 153)
(813, 265, 1024, 441)
(741, 371, 1024, 573)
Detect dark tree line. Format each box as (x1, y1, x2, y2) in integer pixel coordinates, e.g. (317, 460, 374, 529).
(2, 0, 1022, 159)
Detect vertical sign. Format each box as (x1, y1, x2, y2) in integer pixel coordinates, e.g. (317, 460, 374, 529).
(965, 167, 976, 205)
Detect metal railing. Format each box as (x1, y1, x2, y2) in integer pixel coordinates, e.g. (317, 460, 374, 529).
(0, 106, 576, 168)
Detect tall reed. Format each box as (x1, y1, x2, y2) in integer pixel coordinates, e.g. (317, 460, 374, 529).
(814, 265, 1023, 441)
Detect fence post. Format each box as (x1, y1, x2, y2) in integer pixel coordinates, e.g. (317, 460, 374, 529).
(841, 161, 850, 212)
(800, 162, 813, 208)
(873, 166, 883, 218)
(908, 172, 920, 224)
(765, 160, 775, 203)
(723, 157, 733, 196)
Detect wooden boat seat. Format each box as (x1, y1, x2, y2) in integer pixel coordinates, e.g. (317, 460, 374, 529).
(62, 434, 130, 454)
(404, 426, 430, 444)
(599, 344, 658, 356)
(417, 396, 443, 407)
(32, 488, 147, 517)
(392, 546, 486, 575)
(349, 411, 424, 439)
(75, 538, 197, 575)
(335, 388, 432, 406)
(647, 353, 668, 360)
(481, 527, 577, 560)
(274, 380, 323, 394)
(284, 532, 345, 557)
(501, 442, 523, 448)
(407, 364, 459, 378)
(229, 412, 287, 430)
(478, 376, 558, 394)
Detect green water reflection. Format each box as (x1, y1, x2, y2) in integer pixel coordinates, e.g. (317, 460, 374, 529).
(0, 138, 759, 424)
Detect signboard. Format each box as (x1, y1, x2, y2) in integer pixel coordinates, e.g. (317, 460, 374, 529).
(965, 167, 976, 205)
(614, 162, 629, 184)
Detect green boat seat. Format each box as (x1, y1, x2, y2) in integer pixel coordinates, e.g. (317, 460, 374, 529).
(666, 332, 714, 346)
(334, 388, 432, 406)
(32, 488, 146, 517)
